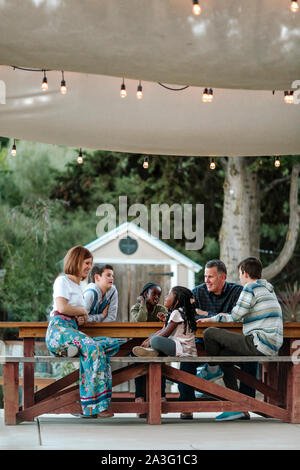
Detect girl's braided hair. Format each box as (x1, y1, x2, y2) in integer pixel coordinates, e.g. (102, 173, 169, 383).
(169, 286, 197, 334)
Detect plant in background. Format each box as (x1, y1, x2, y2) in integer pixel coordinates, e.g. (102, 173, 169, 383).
(278, 282, 300, 322)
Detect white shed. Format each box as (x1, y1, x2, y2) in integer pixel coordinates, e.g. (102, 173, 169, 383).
(85, 222, 202, 320)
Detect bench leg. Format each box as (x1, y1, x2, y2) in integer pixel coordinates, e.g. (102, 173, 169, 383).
(3, 362, 19, 425)
(285, 340, 300, 423)
(147, 363, 161, 425)
(23, 338, 35, 414)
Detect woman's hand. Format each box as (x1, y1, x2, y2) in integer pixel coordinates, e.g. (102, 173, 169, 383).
(76, 310, 89, 325)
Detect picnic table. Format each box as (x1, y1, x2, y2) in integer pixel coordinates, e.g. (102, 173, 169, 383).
(1, 321, 300, 425)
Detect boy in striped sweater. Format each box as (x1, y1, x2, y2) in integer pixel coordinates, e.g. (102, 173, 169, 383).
(198, 257, 283, 421)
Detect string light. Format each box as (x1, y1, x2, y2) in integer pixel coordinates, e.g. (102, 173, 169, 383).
(11, 139, 17, 157)
(120, 79, 127, 98)
(41, 71, 48, 91)
(202, 88, 213, 102)
(274, 156, 281, 168)
(60, 71, 67, 95)
(136, 81, 143, 99)
(192, 0, 201, 15)
(77, 148, 83, 164)
(209, 158, 216, 170)
(143, 156, 149, 169)
(284, 90, 294, 104)
(290, 0, 299, 12)
(207, 88, 213, 102)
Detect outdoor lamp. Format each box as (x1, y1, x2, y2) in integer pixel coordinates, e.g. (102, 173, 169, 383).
(143, 157, 149, 169)
(60, 71, 67, 95)
(209, 158, 216, 170)
(120, 80, 127, 98)
(202, 88, 209, 102)
(77, 148, 83, 164)
(284, 90, 294, 104)
(290, 0, 299, 12)
(207, 88, 214, 102)
(11, 139, 17, 157)
(136, 81, 143, 100)
(41, 71, 48, 91)
(192, 0, 201, 15)
(274, 156, 281, 168)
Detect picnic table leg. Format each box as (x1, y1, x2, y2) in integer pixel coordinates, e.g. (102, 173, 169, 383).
(23, 338, 35, 414)
(3, 362, 19, 425)
(285, 340, 300, 423)
(146, 363, 162, 425)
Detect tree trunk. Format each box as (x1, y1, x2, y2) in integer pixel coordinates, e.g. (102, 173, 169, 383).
(219, 158, 300, 283)
(219, 157, 260, 282)
(262, 162, 300, 280)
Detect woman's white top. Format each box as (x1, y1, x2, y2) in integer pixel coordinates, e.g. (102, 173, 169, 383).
(50, 275, 85, 316)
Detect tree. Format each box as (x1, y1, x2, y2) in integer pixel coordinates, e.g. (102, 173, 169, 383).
(219, 156, 300, 282)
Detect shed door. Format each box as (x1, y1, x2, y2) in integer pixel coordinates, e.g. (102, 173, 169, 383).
(113, 264, 173, 321)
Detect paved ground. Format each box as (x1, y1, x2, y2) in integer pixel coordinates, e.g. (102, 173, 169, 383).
(1, 409, 300, 450)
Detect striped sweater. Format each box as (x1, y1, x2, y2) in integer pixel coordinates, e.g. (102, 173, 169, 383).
(209, 279, 283, 356)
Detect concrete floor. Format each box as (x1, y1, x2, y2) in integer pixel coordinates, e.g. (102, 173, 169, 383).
(1, 410, 300, 450)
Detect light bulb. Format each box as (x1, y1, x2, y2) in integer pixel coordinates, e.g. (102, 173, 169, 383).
(274, 157, 281, 168)
(284, 90, 294, 104)
(202, 88, 209, 102)
(143, 157, 149, 169)
(120, 81, 127, 98)
(137, 82, 143, 99)
(60, 72, 67, 94)
(11, 140, 16, 157)
(207, 88, 214, 102)
(192, 0, 201, 15)
(210, 158, 216, 170)
(77, 148, 83, 164)
(42, 72, 48, 91)
(290, 0, 299, 12)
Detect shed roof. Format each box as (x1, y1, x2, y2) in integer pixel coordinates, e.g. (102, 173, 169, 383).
(85, 222, 202, 273)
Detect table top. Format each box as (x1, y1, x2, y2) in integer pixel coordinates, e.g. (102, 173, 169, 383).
(1, 321, 300, 338)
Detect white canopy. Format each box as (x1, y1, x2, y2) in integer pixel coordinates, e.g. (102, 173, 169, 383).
(0, 0, 300, 156)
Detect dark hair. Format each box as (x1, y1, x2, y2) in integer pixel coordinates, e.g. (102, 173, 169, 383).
(140, 282, 161, 298)
(205, 259, 227, 276)
(169, 286, 197, 334)
(64, 246, 93, 277)
(238, 257, 262, 279)
(88, 264, 114, 284)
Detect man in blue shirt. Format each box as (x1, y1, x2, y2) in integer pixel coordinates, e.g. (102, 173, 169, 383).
(179, 259, 256, 420)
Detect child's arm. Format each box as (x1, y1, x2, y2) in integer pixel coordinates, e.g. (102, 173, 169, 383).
(103, 289, 118, 322)
(130, 300, 148, 322)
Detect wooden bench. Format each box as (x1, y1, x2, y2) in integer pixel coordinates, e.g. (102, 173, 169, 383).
(2, 354, 299, 425)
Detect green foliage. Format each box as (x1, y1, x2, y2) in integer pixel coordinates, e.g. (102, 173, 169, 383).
(0, 137, 299, 321)
(277, 282, 300, 322)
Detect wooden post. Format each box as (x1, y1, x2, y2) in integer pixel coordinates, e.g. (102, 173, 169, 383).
(3, 362, 19, 425)
(147, 363, 161, 425)
(23, 338, 35, 413)
(285, 340, 300, 423)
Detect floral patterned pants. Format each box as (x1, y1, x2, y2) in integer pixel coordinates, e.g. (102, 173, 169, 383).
(46, 315, 120, 415)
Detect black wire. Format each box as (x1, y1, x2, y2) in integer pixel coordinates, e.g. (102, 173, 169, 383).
(157, 82, 190, 91)
(12, 66, 51, 72)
